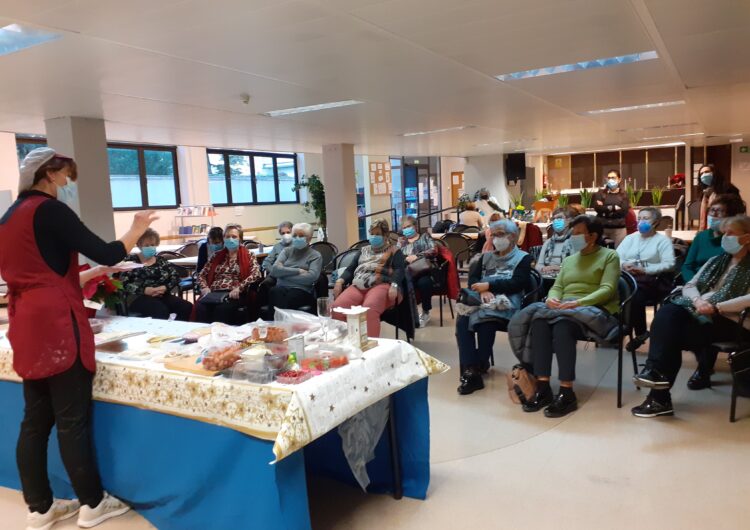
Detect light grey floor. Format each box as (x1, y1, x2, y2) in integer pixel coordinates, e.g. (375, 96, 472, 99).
(2, 304, 749, 530)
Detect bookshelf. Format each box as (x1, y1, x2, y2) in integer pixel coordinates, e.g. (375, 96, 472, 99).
(175, 204, 216, 237)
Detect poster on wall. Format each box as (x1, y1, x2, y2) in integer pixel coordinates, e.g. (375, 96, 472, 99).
(369, 161, 392, 196)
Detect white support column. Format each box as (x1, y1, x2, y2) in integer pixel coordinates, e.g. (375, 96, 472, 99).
(322, 143, 358, 248)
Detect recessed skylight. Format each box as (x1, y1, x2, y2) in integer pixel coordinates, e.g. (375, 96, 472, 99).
(640, 132, 704, 140)
(616, 122, 699, 133)
(262, 100, 363, 117)
(400, 125, 476, 137)
(583, 100, 685, 115)
(0, 23, 61, 56)
(495, 51, 658, 81)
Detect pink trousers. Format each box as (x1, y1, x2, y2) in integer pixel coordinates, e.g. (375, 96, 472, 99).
(331, 283, 396, 338)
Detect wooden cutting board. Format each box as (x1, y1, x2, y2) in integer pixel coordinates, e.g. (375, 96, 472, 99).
(165, 355, 221, 377)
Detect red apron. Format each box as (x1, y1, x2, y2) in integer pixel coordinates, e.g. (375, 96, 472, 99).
(0, 195, 95, 380)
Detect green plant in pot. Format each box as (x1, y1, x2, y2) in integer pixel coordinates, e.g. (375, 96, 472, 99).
(579, 188, 593, 208)
(557, 194, 569, 208)
(534, 189, 546, 201)
(457, 193, 472, 212)
(651, 186, 664, 206)
(293, 174, 327, 240)
(626, 183, 643, 207)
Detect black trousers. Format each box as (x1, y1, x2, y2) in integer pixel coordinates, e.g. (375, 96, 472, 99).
(530, 318, 584, 382)
(414, 275, 433, 312)
(646, 303, 749, 385)
(195, 297, 247, 325)
(128, 293, 193, 321)
(455, 316, 505, 369)
(630, 277, 671, 336)
(269, 286, 316, 313)
(17, 356, 103, 514)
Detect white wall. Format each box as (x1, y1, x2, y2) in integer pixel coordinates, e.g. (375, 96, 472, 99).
(0, 132, 20, 204)
(732, 143, 750, 204)
(463, 154, 511, 210)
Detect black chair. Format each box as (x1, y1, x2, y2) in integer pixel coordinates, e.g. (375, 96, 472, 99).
(381, 275, 419, 343)
(527, 245, 543, 265)
(349, 240, 370, 251)
(243, 240, 260, 250)
(451, 224, 472, 233)
(457, 226, 481, 234)
(441, 233, 472, 274)
(687, 200, 701, 229)
(259, 274, 329, 320)
(311, 241, 339, 274)
(654, 215, 674, 231)
(612, 271, 638, 408)
(710, 309, 750, 422)
(157, 251, 186, 260)
(177, 242, 199, 257)
(329, 248, 361, 289)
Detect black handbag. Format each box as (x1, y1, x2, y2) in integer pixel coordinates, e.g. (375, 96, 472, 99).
(407, 257, 433, 279)
(199, 290, 230, 305)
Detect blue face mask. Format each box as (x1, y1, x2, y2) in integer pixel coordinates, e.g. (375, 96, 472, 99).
(721, 234, 743, 255)
(700, 173, 714, 187)
(224, 238, 240, 251)
(369, 235, 384, 248)
(402, 227, 416, 238)
(552, 219, 566, 233)
(637, 220, 653, 234)
(569, 234, 588, 252)
(141, 246, 157, 259)
(208, 242, 224, 253)
(606, 178, 619, 190)
(707, 215, 722, 232)
(291, 236, 308, 250)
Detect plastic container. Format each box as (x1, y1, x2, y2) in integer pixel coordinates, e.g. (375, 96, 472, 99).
(231, 359, 278, 384)
(89, 319, 104, 334)
(275, 370, 314, 385)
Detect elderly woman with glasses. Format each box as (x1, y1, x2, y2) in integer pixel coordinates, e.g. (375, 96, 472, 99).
(331, 218, 406, 337)
(397, 215, 438, 327)
(616, 207, 676, 352)
(267, 222, 322, 312)
(456, 219, 532, 395)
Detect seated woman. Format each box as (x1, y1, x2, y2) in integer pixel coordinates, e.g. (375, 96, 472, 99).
(262, 221, 294, 273)
(508, 215, 620, 417)
(398, 215, 438, 327)
(616, 207, 676, 352)
(456, 220, 532, 395)
(196, 226, 224, 274)
(331, 218, 405, 338)
(632, 215, 750, 417)
(682, 194, 746, 282)
(481, 212, 504, 252)
(267, 222, 322, 314)
(459, 202, 484, 229)
(196, 224, 261, 325)
(536, 206, 575, 280)
(120, 229, 193, 321)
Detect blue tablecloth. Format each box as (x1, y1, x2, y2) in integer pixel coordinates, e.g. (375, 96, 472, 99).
(0, 377, 430, 529)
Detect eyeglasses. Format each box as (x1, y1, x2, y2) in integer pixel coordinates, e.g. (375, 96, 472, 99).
(708, 208, 726, 215)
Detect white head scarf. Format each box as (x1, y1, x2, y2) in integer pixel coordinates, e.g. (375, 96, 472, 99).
(18, 147, 56, 193)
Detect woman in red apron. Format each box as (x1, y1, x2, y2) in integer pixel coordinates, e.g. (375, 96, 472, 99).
(0, 148, 157, 530)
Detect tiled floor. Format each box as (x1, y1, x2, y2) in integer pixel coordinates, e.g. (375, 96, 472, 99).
(2, 304, 749, 529)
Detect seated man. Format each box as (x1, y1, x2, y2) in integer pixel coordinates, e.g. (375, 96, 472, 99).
(508, 215, 620, 417)
(197, 226, 224, 274)
(267, 222, 322, 315)
(456, 220, 531, 395)
(632, 215, 750, 417)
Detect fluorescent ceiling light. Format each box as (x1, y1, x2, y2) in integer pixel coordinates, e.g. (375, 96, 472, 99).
(400, 125, 475, 137)
(616, 122, 699, 133)
(549, 141, 685, 156)
(262, 100, 363, 117)
(584, 100, 685, 115)
(495, 51, 658, 81)
(640, 132, 704, 140)
(730, 138, 744, 143)
(0, 23, 61, 56)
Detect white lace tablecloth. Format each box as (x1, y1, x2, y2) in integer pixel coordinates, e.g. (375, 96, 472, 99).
(0, 317, 448, 461)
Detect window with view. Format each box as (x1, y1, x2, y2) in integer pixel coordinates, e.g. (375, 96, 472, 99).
(207, 150, 299, 205)
(16, 137, 47, 162)
(108, 144, 180, 209)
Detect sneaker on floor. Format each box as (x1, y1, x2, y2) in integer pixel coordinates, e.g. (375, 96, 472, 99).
(631, 395, 674, 418)
(77, 493, 130, 529)
(418, 312, 431, 328)
(27, 499, 80, 530)
(632, 368, 671, 389)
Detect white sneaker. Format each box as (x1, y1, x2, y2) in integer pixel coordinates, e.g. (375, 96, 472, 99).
(26, 499, 80, 530)
(77, 493, 130, 528)
(418, 313, 431, 328)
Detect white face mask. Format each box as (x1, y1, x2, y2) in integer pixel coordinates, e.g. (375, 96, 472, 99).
(56, 177, 80, 214)
(281, 233, 293, 244)
(569, 234, 588, 252)
(493, 236, 511, 252)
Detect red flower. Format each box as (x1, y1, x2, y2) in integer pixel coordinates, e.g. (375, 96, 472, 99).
(82, 275, 107, 299)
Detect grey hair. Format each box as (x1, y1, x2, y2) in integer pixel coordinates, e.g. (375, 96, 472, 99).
(721, 215, 750, 235)
(292, 222, 313, 238)
(224, 223, 243, 240)
(278, 221, 293, 233)
(489, 218, 519, 236)
(639, 207, 662, 223)
(402, 215, 417, 226)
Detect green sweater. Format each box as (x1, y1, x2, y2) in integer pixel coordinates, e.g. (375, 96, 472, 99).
(549, 246, 621, 315)
(681, 229, 722, 282)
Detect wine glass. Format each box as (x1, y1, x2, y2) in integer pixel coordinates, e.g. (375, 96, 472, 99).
(317, 296, 332, 342)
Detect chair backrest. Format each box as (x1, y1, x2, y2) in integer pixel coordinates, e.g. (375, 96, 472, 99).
(458, 226, 481, 234)
(157, 251, 186, 260)
(687, 200, 702, 227)
(433, 238, 447, 248)
(440, 233, 471, 261)
(527, 245, 543, 264)
(349, 239, 370, 250)
(451, 223, 471, 233)
(654, 215, 673, 231)
(618, 270, 638, 329)
(332, 248, 361, 278)
(388, 232, 400, 244)
(310, 241, 339, 271)
(522, 268, 543, 307)
(177, 242, 200, 257)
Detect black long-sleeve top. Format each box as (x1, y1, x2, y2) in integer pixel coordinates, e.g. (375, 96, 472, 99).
(1, 191, 126, 276)
(592, 189, 630, 229)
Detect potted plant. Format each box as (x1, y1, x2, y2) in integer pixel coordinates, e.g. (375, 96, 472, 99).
(626, 183, 643, 207)
(456, 193, 472, 212)
(82, 269, 123, 316)
(651, 186, 664, 206)
(579, 188, 593, 209)
(557, 194, 569, 208)
(534, 189, 546, 201)
(293, 174, 327, 240)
